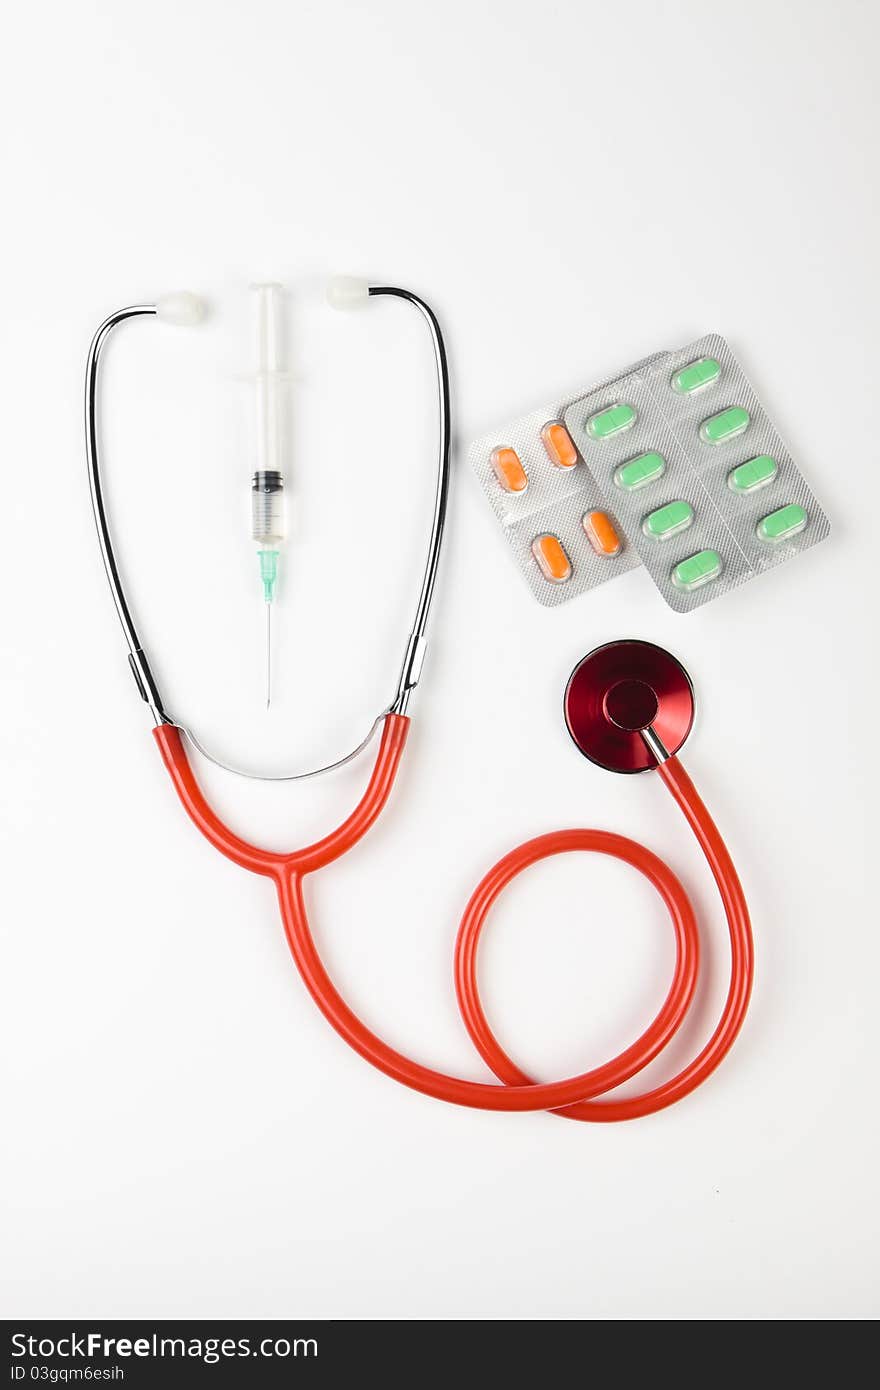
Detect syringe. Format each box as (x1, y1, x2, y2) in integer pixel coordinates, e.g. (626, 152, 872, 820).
(250, 283, 288, 708)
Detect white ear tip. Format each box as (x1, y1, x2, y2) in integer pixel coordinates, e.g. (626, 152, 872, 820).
(326, 275, 370, 310)
(156, 292, 207, 326)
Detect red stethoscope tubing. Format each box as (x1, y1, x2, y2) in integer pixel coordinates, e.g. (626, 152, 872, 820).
(155, 712, 753, 1121)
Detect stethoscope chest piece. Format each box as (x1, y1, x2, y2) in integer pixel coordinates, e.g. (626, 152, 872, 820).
(564, 639, 695, 773)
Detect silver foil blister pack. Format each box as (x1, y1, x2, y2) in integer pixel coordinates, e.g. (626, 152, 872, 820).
(562, 333, 830, 612)
(468, 400, 640, 607)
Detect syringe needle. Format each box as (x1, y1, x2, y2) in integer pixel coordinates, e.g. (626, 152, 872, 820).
(266, 602, 272, 710)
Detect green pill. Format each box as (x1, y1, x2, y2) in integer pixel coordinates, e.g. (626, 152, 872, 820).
(672, 549, 722, 591)
(587, 403, 636, 440)
(728, 454, 778, 494)
(700, 406, 750, 444)
(672, 357, 720, 394)
(614, 451, 665, 491)
(643, 499, 694, 540)
(757, 503, 808, 542)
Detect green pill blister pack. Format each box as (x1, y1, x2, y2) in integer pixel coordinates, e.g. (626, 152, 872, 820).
(561, 333, 830, 611)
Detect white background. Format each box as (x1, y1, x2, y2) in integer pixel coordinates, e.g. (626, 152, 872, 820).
(1, 0, 877, 1321)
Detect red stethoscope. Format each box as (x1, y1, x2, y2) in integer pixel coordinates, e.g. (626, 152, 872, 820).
(85, 284, 753, 1123)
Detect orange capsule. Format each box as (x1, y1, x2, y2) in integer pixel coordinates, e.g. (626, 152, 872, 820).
(531, 533, 571, 583)
(582, 510, 621, 556)
(541, 422, 578, 470)
(490, 446, 528, 493)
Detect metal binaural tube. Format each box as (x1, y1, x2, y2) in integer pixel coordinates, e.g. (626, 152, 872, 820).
(367, 288, 451, 716)
(85, 304, 169, 725)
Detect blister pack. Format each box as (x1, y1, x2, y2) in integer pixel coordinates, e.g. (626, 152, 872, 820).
(468, 397, 642, 607)
(562, 333, 830, 612)
(470, 333, 830, 612)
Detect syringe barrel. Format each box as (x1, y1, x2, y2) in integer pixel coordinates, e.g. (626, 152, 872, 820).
(252, 470, 285, 545)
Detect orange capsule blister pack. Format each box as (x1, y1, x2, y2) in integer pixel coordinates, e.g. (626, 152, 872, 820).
(469, 399, 639, 606)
